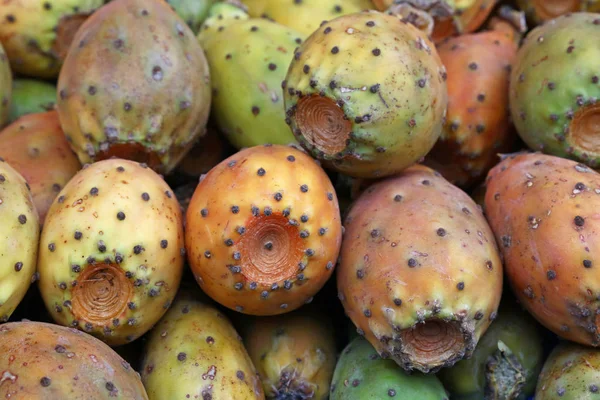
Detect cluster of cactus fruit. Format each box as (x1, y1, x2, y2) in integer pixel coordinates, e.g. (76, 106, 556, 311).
(1, 0, 600, 398)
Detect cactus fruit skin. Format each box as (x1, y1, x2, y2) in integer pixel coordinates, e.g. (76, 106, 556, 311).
(241, 309, 337, 399)
(509, 13, 600, 168)
(337, 164, 503, 373)
(37, 158, 185, 346)
(484, 152, 600, 347)
(8, 79, 57, 123)
(0, 321, 148, 399)
(0, 44, 11, 128)
(140, 293, 265, 400)
(0, 0, 106, 79)
(283, 11, 448, 179)
(330, 336, 449, 400)
(197, 3, 300, 150)
(185, 144, 342, 316)
(166, 0, 216, 33)
(56, 0, 212, 175)
(516, 0, 600, 25)
(0, 160, 40, 322)
(0, 111, 81, 224)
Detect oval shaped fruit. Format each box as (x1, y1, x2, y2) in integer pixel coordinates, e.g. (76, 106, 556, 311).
(8, 79, 57, 123)
(0, 43, 11, 128)
(185, 144, 342, 316)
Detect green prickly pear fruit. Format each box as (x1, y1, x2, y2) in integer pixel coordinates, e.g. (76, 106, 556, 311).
(0, 43, 11, 128)
(8, 79, 57, 123)
(0, 321, 148, 399)
(0, 111, 82, 224)
(330, 336, 449, 400)
(37, 158, 185, 346)
(337, 164, 503, 373)
(509, 13, 600, 168)
(57, 0, 212, 175)
(140, 292, 265, 399)
(165, 0, 217, 33)
(197, 3, 300, 149)
(0, 0, 106, 79)
(185, 144, 343, 316)
(0, 159, 40, 322)
(515, 0, 600, 25)
(283, 10, 448, 179)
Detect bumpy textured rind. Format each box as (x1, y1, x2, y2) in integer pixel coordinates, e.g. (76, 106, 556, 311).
(337, 164, 503, 373)
(0, 321, 148, 399)
(0, 161, 40, 322)
(509, 13, 600, 167)
(166, 0, 216, 33)
(485, 152, 600, 346)
(516, 0, 600, 25)
(330, 336, 449, 400)
(198, 4, 300, 149)
(8, 79, 57, 123)
(0, 43, 11, 128)
(140, 293, 265, 400)
(57, 0, 212, 175)
(185, 144, 342, 316)
(38, 158, 185, 346)
(283, 10, 448, 178)
(0, 111, 81, 224)
(0, 0, 106, 79)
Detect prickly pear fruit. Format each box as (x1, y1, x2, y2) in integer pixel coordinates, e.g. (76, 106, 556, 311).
(0, 321, 148, 399)
(0, 43, 11, 128)
(330, 336, 449, 400)
(283, 10, 448, 179)
(198, 3, 300, 149)
(0, 0, 106, 79)
(8, 79, 57, 123)
(57, 0, 212, 175)
(0, 160, 39, 322)
(509, 13, 600, 167)
(240, 308, 337, 399)
(242, 0, 373, 37)
(516, 0, 600, 25)
(185, 144, 342, 316)
(0, 111, 81, 224)
(166, 0, 216, 33)
(337, 164, 503, 373)
(140, 292, 265, 400)
(484, 152, 600, 347)
(38, 158, 185, 346)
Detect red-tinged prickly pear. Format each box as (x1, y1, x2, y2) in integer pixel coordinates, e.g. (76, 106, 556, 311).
(509, 13, 600, 168)
(337, 164, 503, 373)
(0, 0, 106, 79)
(197, 2, 300, 149)
(140, 292, 265, 399)
(516, 0, 600, 25)
(0, 43, 11, 128)
(283, 10, 448, 179)
(0, 111, 82, 224)
(0, 160, 40, 322)
(56, 0, 212, 175)
(38, 158, 185, 346)
(0, 321, 148, 399)
(185, 144, 342, 316)
(484, 152, 600, 347)
(8, 79, 57, 123)
(165, 0, 217, 33)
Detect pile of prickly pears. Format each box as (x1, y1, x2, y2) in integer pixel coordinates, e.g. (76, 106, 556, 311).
(1, 0, 600, 398)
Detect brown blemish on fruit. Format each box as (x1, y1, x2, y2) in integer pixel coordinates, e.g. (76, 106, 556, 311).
(569, 103, 600, 154)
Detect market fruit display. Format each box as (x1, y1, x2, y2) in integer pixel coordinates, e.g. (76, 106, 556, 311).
(8, 79, 57, 123)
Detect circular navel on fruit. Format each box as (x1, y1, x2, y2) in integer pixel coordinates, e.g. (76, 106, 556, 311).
(569, 103, 600, 156)
(399, 320, 465, 369)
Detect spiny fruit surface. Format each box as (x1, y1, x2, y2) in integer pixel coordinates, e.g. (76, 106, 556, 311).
(166, 0, 216, 33)
(198, 3, 300, 149)
(57, 0, 212, 175)
(185, 144, 343, 316)
(516, 0, 600, 25)
(485, 152, 600, 346)
(38, 158, 185, 346)
(0, 0, 106, 79)
(241, 308, 337, 400)
(535, 342, 600, 399)
(283, 10, 448, 179)
(0, 43, 11, 128)
(0, 321, 148, 399)
(0, 111, 81, 224)
(0, 160, 39, 322)
(8, 79, 57, 123)
(337, 164, 503, 373)
(140, 292, 265, 400)
(509, 13, 600, 167)
(330, 336, 449, 400)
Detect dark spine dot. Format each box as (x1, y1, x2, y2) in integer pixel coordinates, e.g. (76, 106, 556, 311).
(407, 258, 417, 268)
(584, 260, 593, 268)
(177, 352, 186, 361)
(48, 243, 55, 252)
(74, 231, 82, 240)
(457, 282, 465, 290)
(436, 228, 446, 237)
(231, 205, 240, 214)
(90, 187, 99, 196)
(575, 216, 585, 226)
(117, 212, 126, 220)
(372, 48, 381, 56)
(14, 262, 23, 272)
(40, 377, 51, 387)
(331, 46, 339, 54)
(251, 106, 260, 116)
(160, 240, 168, 249)
(141, 192, 150, 201)
(257, 168, 265, 176)
(18, 215, 27, 224)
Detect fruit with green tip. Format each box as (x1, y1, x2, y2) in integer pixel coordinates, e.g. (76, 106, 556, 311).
(140, 292, 265, 400)
(515, 0, 600, 25)
(8, 79, 57, 123)
(509, 13, 600, 167)
(0, 43, 11, 128)
(0, 321, 148, 399)
(337, 164, 503, 373)
(57, 0, 212, 175)
(166, 0, 217, 33)
(283, 10, 448, 178)
(37, 158, 185, 346)
(185, 144, 343, 316)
